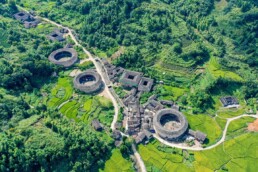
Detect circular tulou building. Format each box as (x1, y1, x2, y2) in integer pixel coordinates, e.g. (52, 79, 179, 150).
(48, 48, 78, 67)
(73, 70, 103, 94)
(153, 108, 188, 141)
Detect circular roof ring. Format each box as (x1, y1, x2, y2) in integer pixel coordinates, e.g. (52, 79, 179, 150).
(153, 108, 188, 141)
(73, 70, 104, 94)
(48, 48, 78, 67)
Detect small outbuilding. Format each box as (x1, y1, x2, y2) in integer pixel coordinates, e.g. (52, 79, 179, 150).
(220, 96, 239, 107)
(91, 119, 102, 131)
(135, 132, 146, 144)
(188, 129, 207, 143)
(112, 130, 122, 140)
(143, 130, 153, 140)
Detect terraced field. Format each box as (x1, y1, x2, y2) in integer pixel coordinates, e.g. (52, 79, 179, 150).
(48, 77, 73, 108)
(46, 76, 114, 125)
(207, 57, 243, 82)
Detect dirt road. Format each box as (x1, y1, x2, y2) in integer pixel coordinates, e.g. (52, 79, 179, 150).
(154, 114, 258, 151)
(18, 6, 146, 171)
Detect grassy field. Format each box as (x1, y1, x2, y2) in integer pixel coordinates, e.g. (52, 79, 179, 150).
(226, 117, 255, 138)
(139, 132, 258, 172)
(207, 57, 243, 82)
(184, 113, 222, 146)
(194, 132, 258, 171)
(217, 107, 246, 119)
(215, 117, 227, 130)
(101, 149, 134, 172)
(138, 140, 195, 172)
(161, 86, 186, 101)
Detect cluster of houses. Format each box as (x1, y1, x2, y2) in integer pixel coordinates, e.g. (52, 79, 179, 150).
(14, 11, 69, 42)
(102, 59, 125, 83)
(13, 11, 240, 147)
(100, 59, 209, 145)
(14, 11, 40, 29)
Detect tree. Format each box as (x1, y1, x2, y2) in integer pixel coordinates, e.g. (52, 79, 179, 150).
(8, 0, 17, 11)
(188, 91, 213, 113)
(173, 42, 182, 54)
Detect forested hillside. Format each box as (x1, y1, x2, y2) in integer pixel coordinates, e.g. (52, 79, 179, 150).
(17, 0, 257, 112)
(0, 3, 113, 171)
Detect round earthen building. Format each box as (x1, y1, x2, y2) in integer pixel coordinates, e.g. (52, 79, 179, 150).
(153, 109, 188, 141)
(73, 70, 103, 94)
(48, 48, 78, 67)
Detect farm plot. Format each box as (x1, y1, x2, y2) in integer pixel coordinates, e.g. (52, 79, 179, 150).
(48, 77, 73, 108)
(138, 140, 194, 172)
(57, 94, 114, 126)
(140, 132, 258, 172)
(101, 149, 134, 172)
(226, 117, 255, 138)
(194, 132, 258, 171)
(207, 57, 243, 82)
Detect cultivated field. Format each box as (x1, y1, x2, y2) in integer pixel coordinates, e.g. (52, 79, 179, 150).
(101, 149, 134, 172)
(139, 131, 258, 171)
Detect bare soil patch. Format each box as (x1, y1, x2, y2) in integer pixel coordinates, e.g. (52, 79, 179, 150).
(248, 119, 258, 131)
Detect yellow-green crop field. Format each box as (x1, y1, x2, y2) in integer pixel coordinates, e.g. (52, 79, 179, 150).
(184, 113, 222, 146)
(139, 118, 258, 172)
(101, 149, 134, 172)
(226, 117, 255, 138)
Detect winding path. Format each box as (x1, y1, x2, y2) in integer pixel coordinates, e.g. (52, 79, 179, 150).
(154, 113, 258, 151)
(32, 12, 120, 131)
(18, 7, 257, 171)
(132, 144, 147, 172)
(18, 7, 146, 171)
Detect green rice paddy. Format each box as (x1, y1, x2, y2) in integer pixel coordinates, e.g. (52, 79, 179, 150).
(101, 149, 134, 172)
(139, 132, 258, 172)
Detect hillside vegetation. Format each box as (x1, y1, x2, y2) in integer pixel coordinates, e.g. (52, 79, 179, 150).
(17, 0, 257, 113)
(0, 3, 115, 171)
